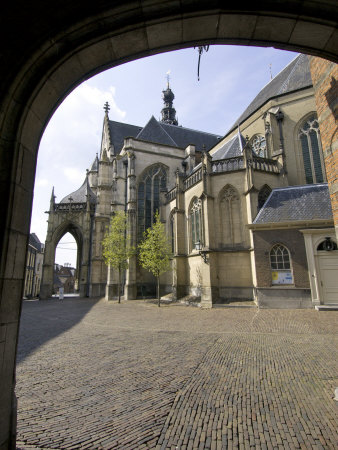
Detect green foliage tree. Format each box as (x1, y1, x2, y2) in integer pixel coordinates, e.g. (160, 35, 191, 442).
(138, 212, 172, 306)
(102, 211, 134, 303)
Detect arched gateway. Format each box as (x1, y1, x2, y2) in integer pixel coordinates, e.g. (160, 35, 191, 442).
(1, 1, 338, 447)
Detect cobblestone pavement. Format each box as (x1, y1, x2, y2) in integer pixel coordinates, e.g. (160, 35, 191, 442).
(16, 298, 338, 449)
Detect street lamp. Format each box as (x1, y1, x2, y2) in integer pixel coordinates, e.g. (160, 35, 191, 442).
(195, 240, 208, 263)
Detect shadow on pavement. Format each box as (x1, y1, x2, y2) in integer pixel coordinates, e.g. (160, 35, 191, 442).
(16, 297, 101, 364)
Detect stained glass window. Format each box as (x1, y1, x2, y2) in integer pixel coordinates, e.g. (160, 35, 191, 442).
(251, 134, 267, 158)
(137, 165, 167, 241)
(190, 198, 202, 250)
(299, 115, 325, 184)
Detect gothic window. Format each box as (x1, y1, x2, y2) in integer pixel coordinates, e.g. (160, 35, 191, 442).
(137, 165, 167, 240)
(190, 198, 203, 250)
(298, 114, 325, 184)
(220, 185, 242, 246)
(270, 244, 293, 285)
(258, 185, 272, 211)
(251, 134, 267, 158)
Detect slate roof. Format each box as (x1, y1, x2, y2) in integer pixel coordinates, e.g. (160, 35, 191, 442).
(60, 177, 97, 204)
(228, 54, 312, 134)
(211, 132, 246, 160)
(108, 120, 141, 153)
(108, 117, 222, 153)
(137, 116, 177, 146)
(254, 184, 333, 224)
(29, 233, 42, 252)
(89, 154, 99, 171)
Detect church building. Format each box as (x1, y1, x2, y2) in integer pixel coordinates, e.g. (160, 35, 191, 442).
(40, 54, 337, 308)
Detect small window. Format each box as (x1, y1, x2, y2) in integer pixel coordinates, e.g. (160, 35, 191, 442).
(270, 244, 293, 285)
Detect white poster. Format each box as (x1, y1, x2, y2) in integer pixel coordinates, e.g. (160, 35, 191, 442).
(272, 271, 293, 285)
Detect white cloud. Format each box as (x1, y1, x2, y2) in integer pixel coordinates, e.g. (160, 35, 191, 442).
(63, 167, 85, 185)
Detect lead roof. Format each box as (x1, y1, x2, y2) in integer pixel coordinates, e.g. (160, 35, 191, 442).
(211, 133, 247, 160)
(108, 116, 222, 153)
(60, 177, 97, 204)
(227, 54, 312, 134)
(254, 184, 333, 224)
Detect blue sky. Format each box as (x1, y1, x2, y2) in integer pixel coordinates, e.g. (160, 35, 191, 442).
(31, 45, 298, 265)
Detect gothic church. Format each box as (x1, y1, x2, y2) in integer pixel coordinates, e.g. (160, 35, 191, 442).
(41, 54, 337, 308)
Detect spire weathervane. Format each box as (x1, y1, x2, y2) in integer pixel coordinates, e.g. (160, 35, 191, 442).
(104, 102, 110, 115)
(166, 70, 171, 88)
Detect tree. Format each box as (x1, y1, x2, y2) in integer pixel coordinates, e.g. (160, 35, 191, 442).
(138, 212, 172, 306)
(102, 211, 134, 303)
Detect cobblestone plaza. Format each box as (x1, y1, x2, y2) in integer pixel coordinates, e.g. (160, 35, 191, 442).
(16, 298, 337, 449)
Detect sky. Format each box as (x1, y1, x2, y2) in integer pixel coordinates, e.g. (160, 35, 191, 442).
(30, 45, 298, 266)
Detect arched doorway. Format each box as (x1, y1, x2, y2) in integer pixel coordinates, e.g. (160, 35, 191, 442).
(1, 1, 338, 446)
(41, 223, 84, 299)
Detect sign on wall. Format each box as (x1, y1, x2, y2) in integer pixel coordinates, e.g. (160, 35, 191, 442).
(272, 271, 293, 285)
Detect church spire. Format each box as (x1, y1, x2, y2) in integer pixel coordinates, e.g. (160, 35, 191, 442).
(160, 72, 178, 126)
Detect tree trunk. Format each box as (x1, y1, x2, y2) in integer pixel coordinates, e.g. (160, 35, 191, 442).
(157, 276, 160, 307)
(118, 268, 121, 303)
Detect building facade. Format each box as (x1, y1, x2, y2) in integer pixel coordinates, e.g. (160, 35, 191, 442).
(40, 54, 337, 308)
(24, 233, 44, 298)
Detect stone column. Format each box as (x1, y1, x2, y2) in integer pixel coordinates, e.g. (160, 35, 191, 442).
(125, 152, 137, 299)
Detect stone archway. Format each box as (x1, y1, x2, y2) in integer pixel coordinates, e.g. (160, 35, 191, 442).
(41, 222, 84, 300)
(1, 1, 338, 446)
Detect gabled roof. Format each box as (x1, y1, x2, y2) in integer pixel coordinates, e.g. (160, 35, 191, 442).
(253, 184, 333, 224)
(136, 116, 177, 147)
(211, 133, 246, 160)
(108, 118, 222, 153)
(228, 54, 312, 134)
(60, 177, 97, 204)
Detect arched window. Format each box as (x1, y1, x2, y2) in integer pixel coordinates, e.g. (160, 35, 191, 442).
(219, 185, 242, 246)
(299, 114, 325, 184)
(317, 238, 337, 251)
(137, 165, 167, 240)
(190, 198, 203, 250)
(258, 185, 271, 210)
(251, 134, 267, 158)
(270, 244, 293, 285)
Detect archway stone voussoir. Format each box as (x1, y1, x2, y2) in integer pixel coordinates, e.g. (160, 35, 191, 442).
(20, 108, 43, 155)
(146, 19, 183, 49)
(110, 28, 150, 62)
(324, 29, 338, 55)
(218, 14, 257, 40)
(253, 16, 296, 43)
(289, 21, 334, 50)
(15, 145, 37, 194)
(182, 14, 220, 42)
(75, 39, 117, 77)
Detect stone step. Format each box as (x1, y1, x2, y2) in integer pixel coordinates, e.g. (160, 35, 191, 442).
(315, 304, 338, 311)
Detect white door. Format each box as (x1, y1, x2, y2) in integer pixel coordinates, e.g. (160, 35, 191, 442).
(318, 252, 338, 304)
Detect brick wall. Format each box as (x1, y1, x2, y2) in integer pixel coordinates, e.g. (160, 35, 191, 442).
(309, 57, 338, 234)
(253, 229, 310, 288)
